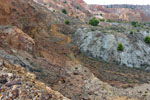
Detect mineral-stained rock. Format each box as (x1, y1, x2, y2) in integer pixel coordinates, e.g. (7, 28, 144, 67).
(0, 0, 150, 100)
(0, 26, 35, 53)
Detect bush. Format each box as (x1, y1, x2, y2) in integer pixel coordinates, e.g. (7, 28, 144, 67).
(62, 9, 67, 14)
(117, 43, 124, 51)
(65, 20, 70, 25)
(147, 30, 149, 33)
(89, 17, 99, 26)
(137, 29, 140, 32)
(107, 19, 114, 22)
(131, 21, 137, 27)
(76, 6, 80, 9)
(99, 19, 105, 22)
(144, 36, 150, 44)
(130, 30, 134, 35)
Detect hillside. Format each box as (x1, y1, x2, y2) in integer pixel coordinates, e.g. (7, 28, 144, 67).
(105, 5, 150, 16)
(0, 0, 150, 100)
(89, 4, 150, 22)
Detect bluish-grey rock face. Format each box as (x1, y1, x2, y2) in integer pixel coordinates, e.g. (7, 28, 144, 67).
(73, 28, 150, 69)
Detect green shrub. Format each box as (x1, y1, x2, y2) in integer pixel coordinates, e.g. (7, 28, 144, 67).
(62, 9, 67, 14)
(107, 19, 114, 22)
(89, 17, 99, 26)
(99, 19, 105, 22)
(131, 21, 137, 27)
(76, 6, 80, 9)
(65, 20, 70, 25)
(117, 43, 124, 51)
(147, 30, 149, 33)
(144, 36, 150, 44)
(130, 30, 134, 35)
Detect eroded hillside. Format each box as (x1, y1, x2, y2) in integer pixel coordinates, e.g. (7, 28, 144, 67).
(0, 0, 150, 100)
(89, 5, 150, 22)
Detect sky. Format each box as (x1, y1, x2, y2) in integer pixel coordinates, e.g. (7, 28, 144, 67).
(84, 0, 150, 5)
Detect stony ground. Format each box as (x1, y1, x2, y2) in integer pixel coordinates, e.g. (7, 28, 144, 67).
(77, 54, 150, 88)
(0, 58, 70, 100)
(1, 0, 150, 100)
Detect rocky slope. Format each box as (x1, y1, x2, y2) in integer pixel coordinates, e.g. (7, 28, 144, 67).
(0, 58, 70, 100)
(34, 0, 90, 21)
(88, 5, 150, 22)
(0, 0, 150, 100)
(73, 23, 150, 69)
(105, 5, 150, 16)
(0, 25, 144, 100)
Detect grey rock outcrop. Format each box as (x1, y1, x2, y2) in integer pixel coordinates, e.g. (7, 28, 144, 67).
(73, 28, 150, 69)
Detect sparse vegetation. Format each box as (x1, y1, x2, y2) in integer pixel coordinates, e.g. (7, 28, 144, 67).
(76, 6, 80, 9)
(137, 29, 140, 32)
(147, 30, 149, 33)
(99, 19, 105, 22)
(89, 17, 99, 26)
(65, 20, 70, 25)
(106, 19, 114, 22)
(131, 21, 138, 27)
(63, 1, 67, 3)
(62, 9, 67, 14)
(144, 36, 150, 44)
(117, 43, 124, 51)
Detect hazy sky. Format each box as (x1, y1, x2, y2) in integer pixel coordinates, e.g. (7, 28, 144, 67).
(84, 0, 150, 5)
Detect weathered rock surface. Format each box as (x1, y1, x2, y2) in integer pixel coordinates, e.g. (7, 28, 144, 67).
(74, 27, 150, 69)
(89, 5, 150, 22)
(0, 58, 70, 100)
(0, 25, 144, 100)
(1, 0, 150, 100)
(0, 26, 35, 53)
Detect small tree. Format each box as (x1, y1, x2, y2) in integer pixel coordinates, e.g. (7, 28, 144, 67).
(62, 9, 67, 14)
(144, 35, 150, 44)
(65, 20, 70, 25)
(89, 17, 99, 26)
(130, 30, 134, 35)
(131, 21, 137, 27)
(117, 43, 124, 51)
